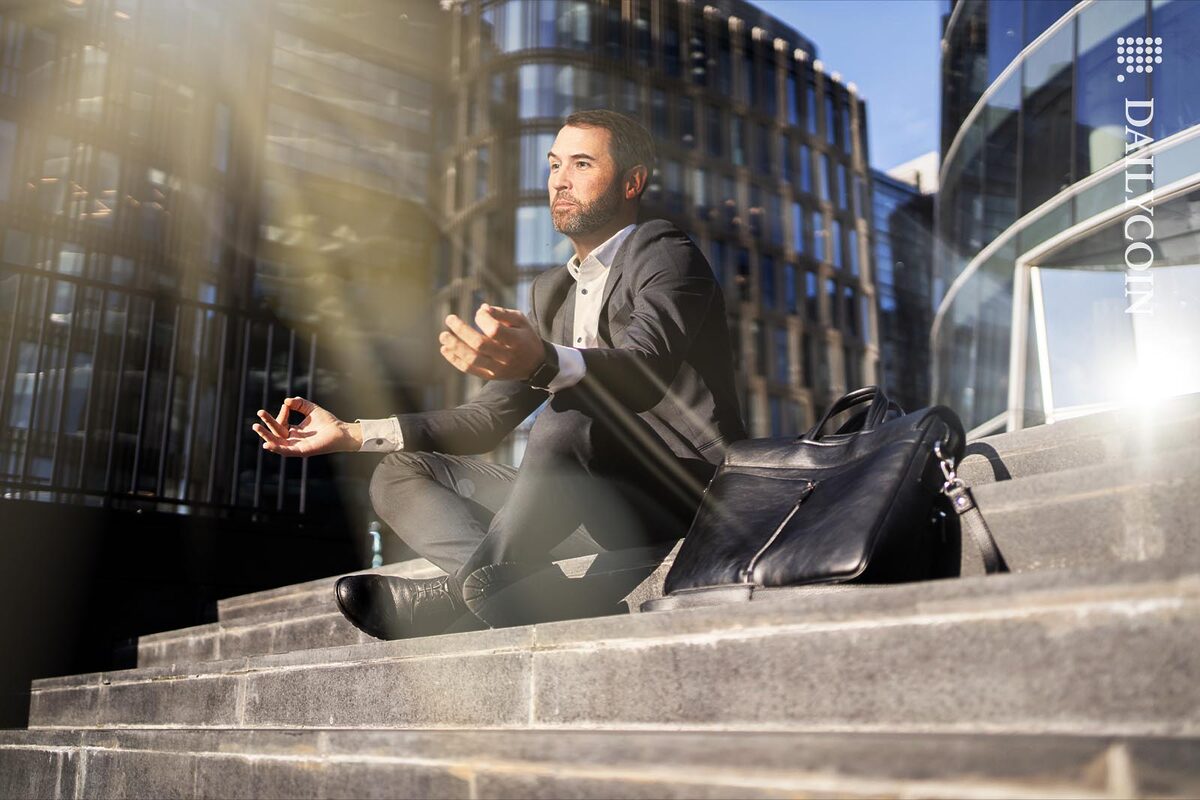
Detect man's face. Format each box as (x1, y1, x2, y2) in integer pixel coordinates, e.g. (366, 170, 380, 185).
(548, 125, 625, 237)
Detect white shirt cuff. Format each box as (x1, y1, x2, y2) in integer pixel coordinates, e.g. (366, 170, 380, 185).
(356, 416, 404, 452)
(546, 345, 586, 393)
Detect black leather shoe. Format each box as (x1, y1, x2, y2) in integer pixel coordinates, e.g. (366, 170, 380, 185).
(334, 574, 470, 640)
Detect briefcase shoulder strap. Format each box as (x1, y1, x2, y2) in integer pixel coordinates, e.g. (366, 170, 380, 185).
(935, 440, 1008, 575)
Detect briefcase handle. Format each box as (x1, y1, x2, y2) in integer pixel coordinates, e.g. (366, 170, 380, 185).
(800, 386, 894, 442)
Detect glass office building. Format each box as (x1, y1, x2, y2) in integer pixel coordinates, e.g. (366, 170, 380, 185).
(873, 170, 934, 413)
(937, 0, 1200, 433)
(0, 0, 445, 518)
(443, 0, 876, 460)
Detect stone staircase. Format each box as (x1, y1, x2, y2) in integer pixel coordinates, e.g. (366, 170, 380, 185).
(3, 394, 1199, 798)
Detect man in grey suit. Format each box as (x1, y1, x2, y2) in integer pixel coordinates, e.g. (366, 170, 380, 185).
(252, 110, 745, 637)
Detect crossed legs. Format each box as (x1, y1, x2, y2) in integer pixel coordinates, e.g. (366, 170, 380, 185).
(367, 401, 712, 626)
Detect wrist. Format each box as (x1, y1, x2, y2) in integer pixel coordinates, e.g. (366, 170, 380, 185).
(342, 421, 364, 451)
(525, 340, 561, 389)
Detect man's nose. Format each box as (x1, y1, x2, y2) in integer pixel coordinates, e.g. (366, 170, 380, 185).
(550, 169, 570, 191)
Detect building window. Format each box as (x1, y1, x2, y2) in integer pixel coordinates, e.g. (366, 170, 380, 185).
(518, 63, 600, 119)
(739, 47, 754, 107)
(717, 35, 732, 96)
(827, 278, 839, 326)
(831, 219, 843, 269)
(664, 158, 683, 212)
(755, 122, 771, 173)
(816, 153, 828, 202)
(798, 144, 812, 193)
(766, 193, 783, 247)
(847, 228, 859, 276)
(688, 23, 708, 86)
(1019, 19, 1074, 215)
(784, 264, 798, 314)
(841, 101, 853, 152)
(1076, 0, 1146, 176)
(679, 96, 695, 148)
(634, 0, 651, 65)
(692, 167, 709, 216)
(801, 332, 814, 386)
(736, 247, 751, 303)
(773, 326, 789, 383)
(825, 91, 837, 146)
(519, 131, 555, 191)
(790, 201, 804, 255)
(761, 255, 776, 309)
(811, 210, 825, 262)
(843, 285, 857, 336)
(805, 270, 819, 320)
(651, 88, 668, 138)
(844, 344, 860, 389)
(706, 105, 722, 157)
(762, 60, 778, 118)
(662, 6, 681, 78)
(786, 72, 799, 126)
(769, 396, 784, 436)
(730, 115, 746, 166)
(806, 78, 817, 135)
(781, 133, 793, 179)
(748, 184, 763, 239)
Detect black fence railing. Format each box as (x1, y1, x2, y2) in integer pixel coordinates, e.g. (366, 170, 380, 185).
(0, 263, 317, 516)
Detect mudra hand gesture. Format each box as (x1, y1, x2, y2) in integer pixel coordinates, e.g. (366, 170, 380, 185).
(252, 396, 361, 456)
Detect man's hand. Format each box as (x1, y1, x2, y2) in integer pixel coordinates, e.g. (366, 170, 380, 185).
(439, 304, 545, 381)
(251, 396, 363, 456)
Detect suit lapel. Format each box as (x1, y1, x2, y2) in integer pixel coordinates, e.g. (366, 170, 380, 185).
(598, 229, 637, 344)
(534, 266, 575, 345)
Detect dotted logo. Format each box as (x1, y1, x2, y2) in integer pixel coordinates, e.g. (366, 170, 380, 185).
(1117, 36, 1163, 82)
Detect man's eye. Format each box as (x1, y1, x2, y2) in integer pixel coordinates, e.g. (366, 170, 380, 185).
(577, 161, 591, 169)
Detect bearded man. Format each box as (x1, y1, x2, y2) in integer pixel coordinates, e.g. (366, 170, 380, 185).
(251, 110, 745, 638)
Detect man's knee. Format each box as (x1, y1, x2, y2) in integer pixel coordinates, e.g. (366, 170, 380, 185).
(368, 451, 437, 517)
(525, 407, 591, 462)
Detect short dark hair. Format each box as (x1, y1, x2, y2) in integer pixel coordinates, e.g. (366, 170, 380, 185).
(564, 109, 657, 178)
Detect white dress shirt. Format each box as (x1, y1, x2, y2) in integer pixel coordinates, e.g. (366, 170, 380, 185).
(357, 223, 638, 453)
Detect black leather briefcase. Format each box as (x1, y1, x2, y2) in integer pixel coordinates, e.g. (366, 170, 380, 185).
(651, 386, 1003, 608)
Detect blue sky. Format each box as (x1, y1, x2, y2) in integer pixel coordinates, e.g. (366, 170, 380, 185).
(754, 0, 943, 171)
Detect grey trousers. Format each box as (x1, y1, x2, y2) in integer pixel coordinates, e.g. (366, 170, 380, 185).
(368, 402, 714, 596)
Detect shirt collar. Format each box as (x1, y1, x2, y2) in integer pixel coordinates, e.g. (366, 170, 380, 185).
(567, 223, 637, 282)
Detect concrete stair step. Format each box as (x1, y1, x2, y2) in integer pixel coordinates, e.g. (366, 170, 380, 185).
(970, 447, 1200, 575)
(960, 393, 1200, 486)
(215, 558, 445, 622)
(2, 727, 1198, 799)
(215, 544, 677, 625)
(138, 546, 678, 667)
(30, 559, 1200, 736)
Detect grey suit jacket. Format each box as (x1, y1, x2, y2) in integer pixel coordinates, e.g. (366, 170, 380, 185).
(396, 219, 747, 466)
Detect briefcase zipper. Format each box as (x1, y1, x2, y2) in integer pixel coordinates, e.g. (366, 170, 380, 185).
(740, 479, 818, 584)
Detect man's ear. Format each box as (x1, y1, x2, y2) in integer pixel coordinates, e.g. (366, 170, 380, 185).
(624, 165, 649, 200)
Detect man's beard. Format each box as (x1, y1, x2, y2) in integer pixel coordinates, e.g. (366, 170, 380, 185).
(551, 180, 623, 236)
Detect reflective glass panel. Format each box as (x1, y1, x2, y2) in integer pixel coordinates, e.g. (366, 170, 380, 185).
(1019, 18, 1074, 215)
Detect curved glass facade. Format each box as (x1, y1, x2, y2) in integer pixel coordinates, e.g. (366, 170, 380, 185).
(936, 0, 1200, 431)
(445, 0, 875, 460)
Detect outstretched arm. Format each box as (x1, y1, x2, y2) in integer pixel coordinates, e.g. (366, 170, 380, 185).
(252, 396, 363, 456)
